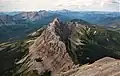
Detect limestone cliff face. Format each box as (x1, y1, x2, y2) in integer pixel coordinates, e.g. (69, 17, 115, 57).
(17, 18, 74, 76)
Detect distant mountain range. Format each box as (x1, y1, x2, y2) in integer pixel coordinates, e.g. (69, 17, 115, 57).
(0, 10, 119, 26)
(0, 10, 120, 42)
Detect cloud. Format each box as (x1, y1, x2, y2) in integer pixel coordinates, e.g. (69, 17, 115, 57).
(0, 0, 58, 11)
(0, 0, 119, 12)
(56, 0, 119, 11)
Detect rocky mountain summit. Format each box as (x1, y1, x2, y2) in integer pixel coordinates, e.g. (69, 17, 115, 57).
(16, 18, 75, 76)
(13, 18, 120, 76)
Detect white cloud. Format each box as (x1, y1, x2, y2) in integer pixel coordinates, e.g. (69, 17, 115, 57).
(0, 0, 119, 12)
(56, 0, 119, 11)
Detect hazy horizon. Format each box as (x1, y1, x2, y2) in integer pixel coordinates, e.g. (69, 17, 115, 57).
(0, 10, 120, 13)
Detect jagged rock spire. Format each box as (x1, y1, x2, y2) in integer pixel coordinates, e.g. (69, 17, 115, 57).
(17, 17, 74, 76)
(52, 18, 60, 25)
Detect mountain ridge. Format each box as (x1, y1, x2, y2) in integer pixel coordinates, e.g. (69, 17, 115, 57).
(15, 18, 75, 76)
(1, 17, 120, 76)
(12, 18, 120, 76)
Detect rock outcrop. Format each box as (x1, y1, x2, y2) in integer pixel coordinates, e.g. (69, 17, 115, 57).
(60, 57, 120, 76)
(16, 18, 74, 76)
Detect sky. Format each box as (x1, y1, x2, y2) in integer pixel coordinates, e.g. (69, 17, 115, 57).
(0, 0, 120, 12)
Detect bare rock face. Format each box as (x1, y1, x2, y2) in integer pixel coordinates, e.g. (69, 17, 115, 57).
(16, 18, 120, 76)
(60, 57, 120, 76)
(17, 18, 74, 76)
(13, 11, 48, 22)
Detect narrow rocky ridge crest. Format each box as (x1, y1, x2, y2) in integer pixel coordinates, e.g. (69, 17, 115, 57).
(16, 18, 75, 76)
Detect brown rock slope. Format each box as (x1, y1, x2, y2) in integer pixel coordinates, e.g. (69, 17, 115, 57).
(60, 57, 120, 76)
(16, 18, 74, 76)
(16, 18, 120, 76)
